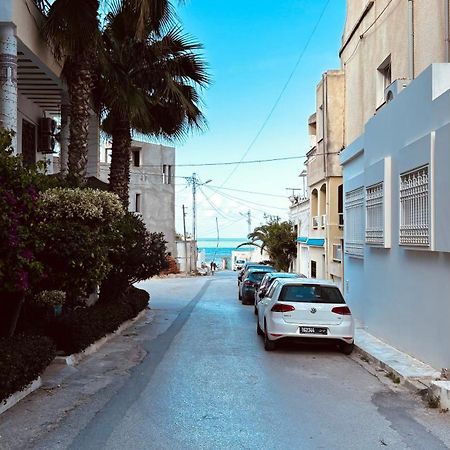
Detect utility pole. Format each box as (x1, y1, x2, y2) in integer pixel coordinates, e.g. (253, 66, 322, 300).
(182, 205, 190, 273)
(185, 173, 212, 270)
(240, 210, 252, 234)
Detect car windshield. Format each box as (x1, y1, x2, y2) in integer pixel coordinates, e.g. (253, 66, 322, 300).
(248, 272, 268, 281)
(279, 285, 345, 304)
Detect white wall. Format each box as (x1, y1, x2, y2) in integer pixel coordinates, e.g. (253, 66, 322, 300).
(341, 64, 450, 369)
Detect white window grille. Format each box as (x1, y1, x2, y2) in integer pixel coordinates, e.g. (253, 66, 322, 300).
(366, 183, 384, 245)
(345, 187, 365, 257)
(399, 166, 430, 246)
(312, 216, 320, 229)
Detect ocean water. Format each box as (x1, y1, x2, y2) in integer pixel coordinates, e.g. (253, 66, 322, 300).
(197, 237, 253, 267)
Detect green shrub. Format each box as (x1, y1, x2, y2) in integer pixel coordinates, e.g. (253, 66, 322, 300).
(35, 188, 125, 305)
(100, 213, 167, 301)
(0, 335, 56, 403)
(49, 287, 149, 354)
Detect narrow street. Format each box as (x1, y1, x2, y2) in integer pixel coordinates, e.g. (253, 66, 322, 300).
(2, 272, 450, 450)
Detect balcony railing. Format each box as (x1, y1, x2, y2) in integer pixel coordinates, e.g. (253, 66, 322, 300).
(321, 214, 326, 228)
(34, 0, 52, 15)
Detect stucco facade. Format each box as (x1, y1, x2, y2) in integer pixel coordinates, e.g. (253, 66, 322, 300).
(340, 0, 450, 369)
(305, 70, 345, 289)
(289, 197, 309, 276)
(100, 140, 176, 256)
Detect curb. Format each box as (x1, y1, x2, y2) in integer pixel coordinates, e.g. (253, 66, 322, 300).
(0, 377, 42, 416)
(53, 308, 149, 366)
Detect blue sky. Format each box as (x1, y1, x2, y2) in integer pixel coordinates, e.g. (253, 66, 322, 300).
(174, 0, 346, 239)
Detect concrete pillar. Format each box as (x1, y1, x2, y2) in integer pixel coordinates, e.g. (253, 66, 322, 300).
(0, 22, 17, 150)
(59, 90, 70, 174)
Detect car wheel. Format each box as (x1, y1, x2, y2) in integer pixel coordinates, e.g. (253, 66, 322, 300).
(256, 320, 263, 336)
(339, 342, 354, 355)
(264, 324, 276, 351)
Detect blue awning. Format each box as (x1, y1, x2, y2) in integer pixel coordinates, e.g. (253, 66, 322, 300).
(296, 236, 308, 243)
(306, 238, 325, 247)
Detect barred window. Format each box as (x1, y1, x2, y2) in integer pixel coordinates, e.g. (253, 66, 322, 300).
(400, 166, 430, 246)
(345, 187, 365, 257)
(366, 183, 384, 245)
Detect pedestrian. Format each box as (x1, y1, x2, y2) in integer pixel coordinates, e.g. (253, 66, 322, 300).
(210, 261, 214, 273)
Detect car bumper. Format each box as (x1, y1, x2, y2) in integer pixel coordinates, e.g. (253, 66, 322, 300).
(266, 315, 354, 343)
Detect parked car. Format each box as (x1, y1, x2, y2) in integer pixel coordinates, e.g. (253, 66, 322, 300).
(238, 262, 274, 286)
(239, 268, 275, 304)
(233, 259, 246, 271)
(254, 272, 305, 314)
(256, 278, 354, 354)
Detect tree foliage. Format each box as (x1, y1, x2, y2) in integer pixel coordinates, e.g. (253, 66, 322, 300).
(240, 217, 297, 272)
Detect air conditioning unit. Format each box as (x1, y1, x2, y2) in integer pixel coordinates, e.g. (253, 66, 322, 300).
(38, 118, 57, 154)
(384, 79, 410, 103)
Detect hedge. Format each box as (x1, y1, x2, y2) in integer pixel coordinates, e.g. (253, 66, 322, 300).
(49, 286, 149, 355)
(0, 335, 56, 403)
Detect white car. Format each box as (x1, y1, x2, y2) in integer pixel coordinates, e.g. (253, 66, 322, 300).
(256, 278, 355, 354)
(233, 259, 246, 271)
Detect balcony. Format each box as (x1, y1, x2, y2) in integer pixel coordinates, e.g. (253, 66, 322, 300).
(321, 214, 326, 228)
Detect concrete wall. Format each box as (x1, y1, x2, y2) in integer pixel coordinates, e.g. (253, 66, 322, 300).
(341, 64, 450, 369)
(289, 198, 310, 275)
(100, 140, 176, 255)
(341, 0, 448, 145)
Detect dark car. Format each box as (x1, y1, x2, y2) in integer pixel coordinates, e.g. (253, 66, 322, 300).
(239, 268, 275, 304)
(238, 263, 274, 286)
(253, 272, 305, 314)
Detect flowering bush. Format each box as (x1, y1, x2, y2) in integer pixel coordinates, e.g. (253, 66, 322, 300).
(100, 213, 168, 301)
(35, 188, 125, 305)
(34, 290, 66, 307)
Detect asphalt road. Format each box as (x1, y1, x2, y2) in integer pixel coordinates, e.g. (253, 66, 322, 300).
(2, 271, 450, 450)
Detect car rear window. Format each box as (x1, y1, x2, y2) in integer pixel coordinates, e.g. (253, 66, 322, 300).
(248, 272, 268, 281)
(279, 285, 345, 304)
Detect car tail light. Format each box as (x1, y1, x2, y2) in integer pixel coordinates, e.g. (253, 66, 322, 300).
(244, 280, 254, 286)
(271, 304, 295, 312)
(331, 306, 352, 315)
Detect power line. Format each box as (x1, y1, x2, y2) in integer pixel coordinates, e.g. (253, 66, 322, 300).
(176, 156, 304, 167)
(209, 185, 287, 199)
(219, 0, 332, 188)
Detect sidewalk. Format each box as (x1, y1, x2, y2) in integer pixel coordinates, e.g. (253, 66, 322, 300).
(354, 328, 450, 407)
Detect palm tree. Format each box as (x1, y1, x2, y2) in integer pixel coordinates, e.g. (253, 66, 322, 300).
(42, 0, 175, 183)
(238, 217, 297, 271)
(97, 3, 209, 206)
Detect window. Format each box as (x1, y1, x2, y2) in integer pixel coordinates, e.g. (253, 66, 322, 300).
(399, 165, 430, 246)
(279, 285, 345, 304)
(332, 243, 342, 262)
(311, 260, 317, 278)
(162, 164, 172, 184)
(22, 119, 36, 166)
(377, 55, 392, 105)
(338, 184, 344, 227)
(132, 150, 140, 167)
(135, 193, 141, 213)
(345, 187, 365, 257)
(366, 182, 384, 245)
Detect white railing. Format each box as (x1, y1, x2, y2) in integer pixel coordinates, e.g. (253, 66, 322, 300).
(345, 187, 365, 257)
(321, 214, 327, 228)
(333, 244, 342, 262)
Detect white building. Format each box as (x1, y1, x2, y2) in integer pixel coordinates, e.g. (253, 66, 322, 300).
(341, 64, 450, 370)
(100, 140, 176, 255)
(288, 196, 309, 276)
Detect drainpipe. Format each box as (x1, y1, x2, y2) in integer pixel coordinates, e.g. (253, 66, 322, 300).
(445, 0, 450, 62)
(407, 0, 415, 79)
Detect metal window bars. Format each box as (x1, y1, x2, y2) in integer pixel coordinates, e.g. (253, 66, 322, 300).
(34, 0, 52, 15)
(345, 187, 365, 257)
(366, 182, 384, 245)
(400, 166, 430, 246)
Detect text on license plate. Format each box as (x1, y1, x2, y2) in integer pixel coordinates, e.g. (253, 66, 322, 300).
(299, 326, 328, 335)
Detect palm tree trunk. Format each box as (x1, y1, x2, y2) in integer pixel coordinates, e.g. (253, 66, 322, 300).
(67, 57, 94, 184)
(110, 116, 131, 208)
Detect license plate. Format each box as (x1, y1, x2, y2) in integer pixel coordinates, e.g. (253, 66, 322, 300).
(299, 326, 328, 335)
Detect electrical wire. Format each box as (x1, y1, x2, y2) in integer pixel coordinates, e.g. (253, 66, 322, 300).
(219, 0, 332, 188)
(197, 185, 241, 221)
(208, 185, 287, 199)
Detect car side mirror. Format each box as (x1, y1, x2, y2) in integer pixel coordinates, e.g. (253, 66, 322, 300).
(259, 290, 266, 298)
